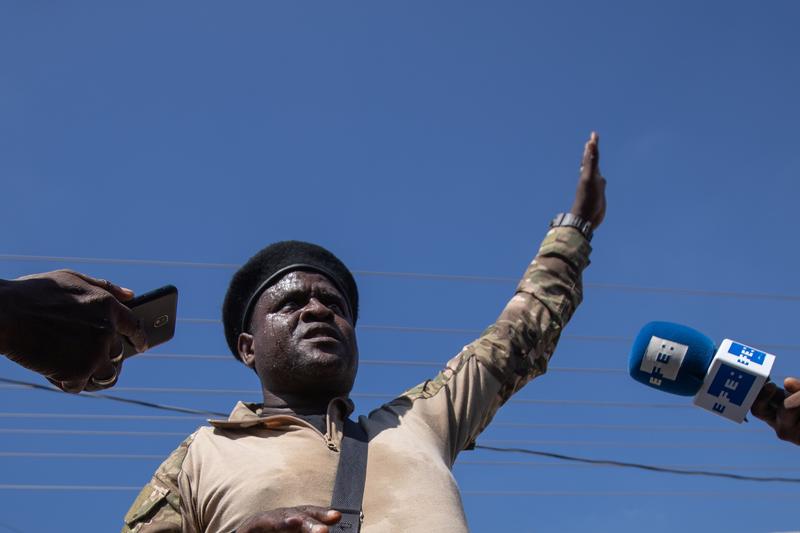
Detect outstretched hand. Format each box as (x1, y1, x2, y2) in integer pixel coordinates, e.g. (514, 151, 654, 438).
(0, 270, 148, 392)
(750, 376, 800, 445)
(570, 131, 607, 229)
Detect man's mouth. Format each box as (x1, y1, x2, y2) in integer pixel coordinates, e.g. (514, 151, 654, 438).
(300, 325, 342, 343)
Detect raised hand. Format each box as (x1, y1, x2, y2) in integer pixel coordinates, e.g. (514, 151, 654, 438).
(570, 131, 607, 229)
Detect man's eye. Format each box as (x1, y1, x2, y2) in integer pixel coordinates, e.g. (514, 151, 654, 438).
(279, 301, 299, 312)
(321, 298, 345, 315)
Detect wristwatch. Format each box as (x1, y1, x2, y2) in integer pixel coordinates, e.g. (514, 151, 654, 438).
(549, 212, 593, 241)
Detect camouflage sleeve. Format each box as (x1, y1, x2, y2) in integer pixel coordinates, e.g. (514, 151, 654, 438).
(399, 227, 591, 460)
(121, 432, 197, 533)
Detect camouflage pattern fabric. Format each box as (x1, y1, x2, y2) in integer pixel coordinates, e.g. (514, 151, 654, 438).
(399, 227, 590, 456)
(122, 433, 196, 532)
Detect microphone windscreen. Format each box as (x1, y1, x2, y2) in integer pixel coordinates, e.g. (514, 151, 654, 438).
(628, 321, 716, 396)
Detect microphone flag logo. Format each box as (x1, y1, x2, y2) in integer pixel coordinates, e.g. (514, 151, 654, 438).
(706, 363, 756, 407)
(728, 342, 767, 366)
(694, 339, 775, 423)
(639, 335, 689, 387)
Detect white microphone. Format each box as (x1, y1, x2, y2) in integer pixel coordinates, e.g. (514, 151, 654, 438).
(692, 339, 775, 422)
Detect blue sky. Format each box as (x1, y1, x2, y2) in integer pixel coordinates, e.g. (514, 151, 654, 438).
(1, 2, 799, 532)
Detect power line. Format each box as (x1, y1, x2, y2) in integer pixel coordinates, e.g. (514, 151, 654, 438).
(0, 452, 163, 459)
(0, 376, 791, 486)
(460, 490, 800, 498)
(0, 377, 227, 417)
(140, 353, 629, 374)
(0, 411, 752, 433)
(0, 484, 141, 491)
(0, 412, 204, 421)
(0, 379, 693, 409)
(491, 422, 758, 433)
(476, 439, 785, 450)
(0, 429, 777, 449)
(0, 484, 796, 497)
(2, 253, 799, 302)
(0, 520, 24, 533)
(172, 321, 800, 352)
(0, 429, 186, 436)
(457, 460, 800, 472)
(1, 452, 795, 474)
(0, 412, 758, 433)
(473, 445, 800, 483)
(0, 254, 239, 270)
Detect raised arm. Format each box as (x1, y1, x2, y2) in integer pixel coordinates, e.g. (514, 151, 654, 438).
(498, 132, 605, 325)
(398, 132, 607, 460)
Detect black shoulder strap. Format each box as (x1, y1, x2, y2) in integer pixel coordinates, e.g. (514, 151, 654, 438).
(329, 418, 369, 532)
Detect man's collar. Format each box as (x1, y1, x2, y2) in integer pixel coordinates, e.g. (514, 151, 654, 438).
(207, 396, 354, 430)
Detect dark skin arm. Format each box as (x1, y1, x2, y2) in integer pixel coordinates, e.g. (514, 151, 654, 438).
(497, 131, 606, 324)
(750, 376, 800, 445)
(570, 131, 607, 227)
(236, 506, 342, 533)
(0, 269, 148, 392)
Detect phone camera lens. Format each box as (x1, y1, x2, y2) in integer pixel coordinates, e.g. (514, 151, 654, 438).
(154, 315, 169, 328)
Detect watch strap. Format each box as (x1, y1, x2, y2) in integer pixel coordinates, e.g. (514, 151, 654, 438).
(550, 213, 593, 241)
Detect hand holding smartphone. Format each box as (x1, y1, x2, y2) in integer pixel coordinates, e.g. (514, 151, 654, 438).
(121, 285, 178, 358)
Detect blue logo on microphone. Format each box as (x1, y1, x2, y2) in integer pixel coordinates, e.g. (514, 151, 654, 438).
(707, 363, 756, 408)
(728, 343, 766, 366)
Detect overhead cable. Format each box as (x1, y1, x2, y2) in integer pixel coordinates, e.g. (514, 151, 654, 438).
(473, 445, 800, 483)
(140, 353, 629, 374)
(0, 378, 692, 409)
(0, 412, 204, 421)
(2, 253, 799, 302)
(0, 376, 792, 484)
(0, 412, 755, 433)
(1, 452, 795, 473)
(0, 485, 798, 496)
(0, 430, 779, 449)
(0, 428, 186, 436)
(457, 459, 799, 472)
(172, 321, 800, 352)
(0, 377, 226, 417)
(476, 439, 784, 450)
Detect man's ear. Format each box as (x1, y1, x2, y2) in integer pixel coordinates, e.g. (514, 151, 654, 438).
(237, 332, 256, 369)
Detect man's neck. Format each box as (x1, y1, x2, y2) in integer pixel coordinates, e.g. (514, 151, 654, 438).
(260, 389, 340, 416)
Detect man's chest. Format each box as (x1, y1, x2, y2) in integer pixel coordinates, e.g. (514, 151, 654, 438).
(184, 424, 468, 532)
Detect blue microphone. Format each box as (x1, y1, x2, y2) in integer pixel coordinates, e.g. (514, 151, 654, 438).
(629, 321, 776, 423)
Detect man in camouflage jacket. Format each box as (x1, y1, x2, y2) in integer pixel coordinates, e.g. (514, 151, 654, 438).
(122, 133, 607, 533)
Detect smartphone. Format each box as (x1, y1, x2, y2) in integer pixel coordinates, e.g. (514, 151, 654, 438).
(121, 285, 179, 359)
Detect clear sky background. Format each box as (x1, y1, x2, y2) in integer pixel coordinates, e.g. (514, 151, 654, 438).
(1, 2, 799, 532)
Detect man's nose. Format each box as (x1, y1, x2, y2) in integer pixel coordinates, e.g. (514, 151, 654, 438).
(300, 297, 334, 320)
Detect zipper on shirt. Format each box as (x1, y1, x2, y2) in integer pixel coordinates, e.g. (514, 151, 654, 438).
(325, 433, 339, 452)
(256, 414, 335, 449)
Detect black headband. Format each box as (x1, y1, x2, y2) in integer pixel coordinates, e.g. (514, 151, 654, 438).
(240, 263, 355, 333)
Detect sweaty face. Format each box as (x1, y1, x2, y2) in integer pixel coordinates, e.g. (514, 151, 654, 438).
(244, 271, 358, 396)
